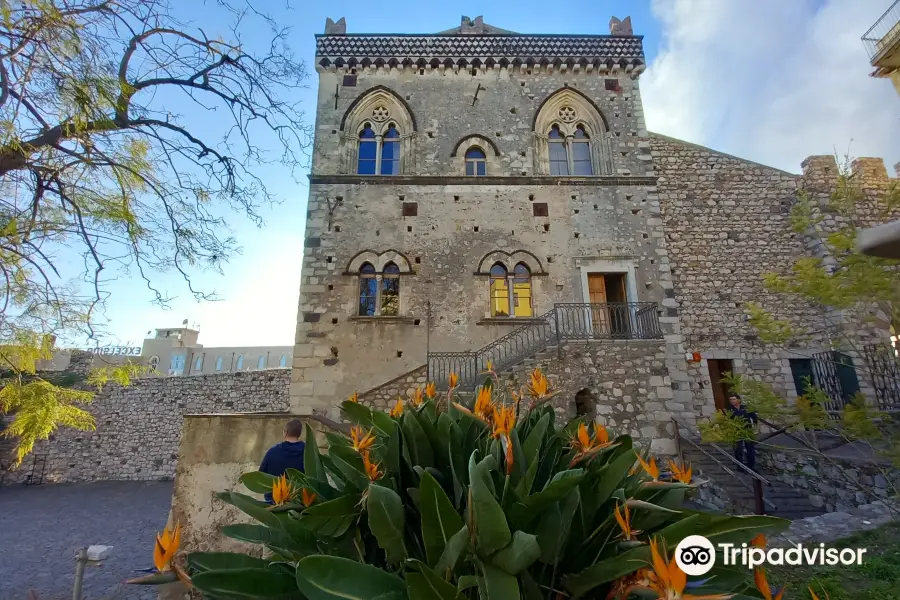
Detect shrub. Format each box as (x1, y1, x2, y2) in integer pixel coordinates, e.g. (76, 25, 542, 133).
(133, 369, 788, 599)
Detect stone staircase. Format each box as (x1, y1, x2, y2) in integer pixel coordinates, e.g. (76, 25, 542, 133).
(683, 443, 826, 520)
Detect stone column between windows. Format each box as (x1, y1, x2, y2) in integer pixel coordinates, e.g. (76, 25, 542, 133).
(374, 273, 383, 316)
(505, 274, 516, 317)
(374, 134, 383, 175)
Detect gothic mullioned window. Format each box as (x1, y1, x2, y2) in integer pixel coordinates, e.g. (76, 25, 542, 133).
(343, 87, 416, 175)
(465, 147, 487, 176)
(347, 251, 414, 318)
(489, 263, 534, 318)
(534, 89, 610, 175)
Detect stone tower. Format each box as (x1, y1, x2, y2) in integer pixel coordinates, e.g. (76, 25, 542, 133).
(292, 15, 694, 453)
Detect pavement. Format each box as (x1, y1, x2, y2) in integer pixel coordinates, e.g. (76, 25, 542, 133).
(0, 481, 173, 600)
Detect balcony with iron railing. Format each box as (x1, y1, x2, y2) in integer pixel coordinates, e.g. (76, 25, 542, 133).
(862, 0, 900, 68)
(427, 302, 662, 389)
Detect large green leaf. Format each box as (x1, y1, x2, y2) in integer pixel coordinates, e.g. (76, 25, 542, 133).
(519, 412, 550, 495)
(508, 469, 585, 529)
(222, 524, 290, 546)
(536, 487, 580, 564)
(420, 470, 465, 566)
(386, 425, 402, 475)
(402, 409, 434, 468)
(477, 564, 519, 600)
(435, 525, 470, 574)
(590, 448, 636, 508)
(240, 471, 278, 495)
(406, 560, 464, 600)
(564, 545, 650, 598)
(216, 491, 282, 529)
(328, 445, 370, 491)
(297, 493, 362, 537)
(367, 483, 407, 563)
(304, 428, 325, 481)
(187, 552, 270, 573)
(192, 567, 302, 599)
(490, 531, 541, 575)
(295, 555, 408, 600)
(468, 453, 511, 556)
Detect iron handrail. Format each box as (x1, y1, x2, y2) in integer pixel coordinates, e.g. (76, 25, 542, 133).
(427, 302, 663, 387)
(862, 0, 900, 59)
(672, 418, 774, 514)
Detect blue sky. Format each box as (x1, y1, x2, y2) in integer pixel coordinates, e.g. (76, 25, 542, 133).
(89, 0, 900, 349)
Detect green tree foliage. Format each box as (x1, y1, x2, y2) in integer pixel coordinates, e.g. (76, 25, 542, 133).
(0, 0, 310, 464)
(131, 377, 788, 599)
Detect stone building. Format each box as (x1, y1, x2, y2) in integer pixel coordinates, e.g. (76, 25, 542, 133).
(290, 15, 899, 454)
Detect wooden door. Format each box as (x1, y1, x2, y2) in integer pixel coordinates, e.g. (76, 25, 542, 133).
(587, 274, 608, 334)
(707, 359, 733, 412)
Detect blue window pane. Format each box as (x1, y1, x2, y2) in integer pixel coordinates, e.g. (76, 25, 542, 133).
(358, 140, 377, 175)
(465, 147, 486, 159)
(477, 162, 486, 176)
(573, 142, 593, 175)
(548, 126, 564, 139)
(358, 277, 377, 316)
(236, 355, 243, 369)
(384, 125, 400, 139)
(257, 355, 266, 369)
(466, 161, 474, 176)
(549, 141, 569, 175)
(381, 141, 400, 175)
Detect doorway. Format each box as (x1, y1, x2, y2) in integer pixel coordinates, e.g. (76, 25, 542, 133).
(707, 359, 733, 411)
(587, 273, 629, 337)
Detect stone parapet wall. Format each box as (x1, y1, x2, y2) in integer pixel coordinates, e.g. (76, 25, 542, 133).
(4, 370, 290, 485)
(761, 449, 900, 513)
(358, 365, 428, 411)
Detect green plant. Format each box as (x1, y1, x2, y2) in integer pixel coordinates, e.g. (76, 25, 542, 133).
(133, 370, 788, 599)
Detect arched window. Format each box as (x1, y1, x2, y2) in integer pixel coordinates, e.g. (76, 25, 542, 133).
(357, 124, 377, 175)
(512, 263, 533, 317)
(215, 356, 223, 371)
(465, 147, 486, 176)
(279, 354, 288, 367)
(548, 125, 569, 175)
(236, 354, 244, 370)
(572, 126, 593, 175)
(381, 125, 401, 175)
(490, 264, 510, 317)
(358, 263, 377, 316)
(381, 262, 400, 316)
(194, 355, 203, 371)
(257, 355, 266, 369)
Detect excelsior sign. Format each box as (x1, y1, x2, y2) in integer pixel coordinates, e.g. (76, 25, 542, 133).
(84, 346, 142, 356)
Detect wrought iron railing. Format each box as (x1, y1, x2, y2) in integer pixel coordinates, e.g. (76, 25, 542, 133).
(862, 343, 900, 411)
(427, 302, 662, 388)
(862, 0, 900, 60)
(555, 302, 663, 340)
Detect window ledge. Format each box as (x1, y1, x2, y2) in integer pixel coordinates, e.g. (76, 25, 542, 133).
(349, 316, 418, 324)
(476, 318, 548, 326)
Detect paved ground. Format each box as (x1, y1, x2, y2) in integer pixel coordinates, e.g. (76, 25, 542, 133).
(0, 481, 173, 600)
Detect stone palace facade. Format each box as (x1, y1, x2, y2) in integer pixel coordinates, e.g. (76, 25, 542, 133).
(289, 15, 898, 454)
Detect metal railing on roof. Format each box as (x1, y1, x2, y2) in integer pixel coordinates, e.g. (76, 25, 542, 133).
(862, 0, 900, 60)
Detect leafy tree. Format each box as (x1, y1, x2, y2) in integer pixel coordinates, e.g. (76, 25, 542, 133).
(130, 370, 788, 599)
(702, 157, 900, 502)
(0, 0, 310, 464)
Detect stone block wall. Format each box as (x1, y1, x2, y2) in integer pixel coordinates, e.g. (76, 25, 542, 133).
(5, 370, 290, 485)
(761, 449, 900, 513)
(496, 340, 688, 454)
(358, 365, 428, 411)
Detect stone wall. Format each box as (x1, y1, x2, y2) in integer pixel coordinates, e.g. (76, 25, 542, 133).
(495, 340, 687, 454)
(761, 449, 900, 513)
(5, 370, 291, 485)
(358, 365, 428, 411)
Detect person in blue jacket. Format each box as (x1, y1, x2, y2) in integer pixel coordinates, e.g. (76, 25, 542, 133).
(259, 419, 305, 503)
(727, 393, 758, 470)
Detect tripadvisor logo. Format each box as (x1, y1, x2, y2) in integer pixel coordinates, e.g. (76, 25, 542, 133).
(675, 535, 867, 576)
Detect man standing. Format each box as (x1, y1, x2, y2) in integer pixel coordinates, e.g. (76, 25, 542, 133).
(259, 419, 306, 503)
(727, 393, 758, 470)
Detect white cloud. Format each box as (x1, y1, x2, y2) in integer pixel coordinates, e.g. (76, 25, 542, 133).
(642, 0, 900, 173)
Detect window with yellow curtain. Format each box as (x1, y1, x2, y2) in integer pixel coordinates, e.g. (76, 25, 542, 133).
(489, 264, 509, 317)
(512, 263, 533, 317)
